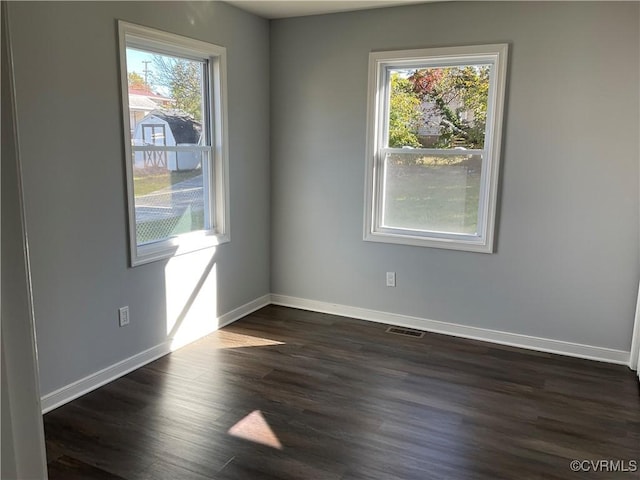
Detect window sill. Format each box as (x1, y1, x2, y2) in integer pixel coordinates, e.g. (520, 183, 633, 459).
(363, 229, 494, 254)
(131, 230, 229, 267)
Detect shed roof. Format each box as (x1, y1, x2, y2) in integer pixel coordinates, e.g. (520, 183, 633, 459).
(146, 110, 202, 144)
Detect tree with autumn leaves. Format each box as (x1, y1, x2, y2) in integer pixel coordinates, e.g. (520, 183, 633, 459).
(388, 75, 424, 148)
(128, 72, 147, 90)
(152, 56, 203, 122)
(128, 58, 204, 122)
(388, 65, 490, 149)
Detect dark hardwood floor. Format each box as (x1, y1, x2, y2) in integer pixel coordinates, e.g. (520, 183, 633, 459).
(44, 305, 640, 479)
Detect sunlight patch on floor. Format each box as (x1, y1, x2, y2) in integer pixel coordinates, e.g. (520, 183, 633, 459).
(213, 331, 285, 350)
(228, 410, 283, 449)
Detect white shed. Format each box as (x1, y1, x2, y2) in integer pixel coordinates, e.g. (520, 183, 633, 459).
(133, 110, 202, 171)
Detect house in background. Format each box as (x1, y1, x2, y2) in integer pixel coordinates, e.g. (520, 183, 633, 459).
(2, 1, 639, 478)
(127, 85, 173, 131)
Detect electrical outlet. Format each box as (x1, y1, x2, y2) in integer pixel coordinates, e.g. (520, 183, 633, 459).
(386, 272, 396, 287)
(118, 306, 130, 327)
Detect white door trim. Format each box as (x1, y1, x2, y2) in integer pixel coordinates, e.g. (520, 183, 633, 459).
(629, 281, 640, 376)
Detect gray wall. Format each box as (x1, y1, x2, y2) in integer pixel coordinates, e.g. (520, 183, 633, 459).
(270, 2, 640, 351)
(7, 1, 270, 396)
(7, 1, 640, 402)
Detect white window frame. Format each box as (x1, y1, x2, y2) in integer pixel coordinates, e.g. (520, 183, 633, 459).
(118, 21, 230, 266)
(364, 44, 508, 253)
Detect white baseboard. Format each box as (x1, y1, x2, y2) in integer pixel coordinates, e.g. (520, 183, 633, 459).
(270, 294, 631, 366)
(41, 294, 271, 414)
(40, 342, 171, 414)
(42, 292, 631, 413)
(218, 294, 271, 328)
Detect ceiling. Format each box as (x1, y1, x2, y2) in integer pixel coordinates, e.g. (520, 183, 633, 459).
(226, 1, 435, 19)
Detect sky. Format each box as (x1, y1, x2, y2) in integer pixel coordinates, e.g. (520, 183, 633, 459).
(127, 48, 160, 88)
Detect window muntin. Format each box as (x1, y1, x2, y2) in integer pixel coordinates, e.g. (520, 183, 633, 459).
(118, 22, 229, 266)
(365, 45, 508, 253)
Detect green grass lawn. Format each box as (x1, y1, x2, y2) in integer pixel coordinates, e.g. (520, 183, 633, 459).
(133, 169, 201, 197)
(133, 167, 204, 245)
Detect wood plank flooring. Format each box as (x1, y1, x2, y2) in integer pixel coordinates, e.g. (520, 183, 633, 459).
(44, 306, 640, 479)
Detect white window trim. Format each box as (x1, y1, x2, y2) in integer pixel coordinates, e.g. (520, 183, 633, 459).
(118, 21, 230, 266)
(363, 44, 508, 253)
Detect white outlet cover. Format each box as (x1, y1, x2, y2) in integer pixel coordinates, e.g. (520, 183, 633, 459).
(386, 272, 396, 287)
(118, 306, 130, 327)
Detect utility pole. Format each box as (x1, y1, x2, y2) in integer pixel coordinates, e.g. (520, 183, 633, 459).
(142, 61, 152, 86)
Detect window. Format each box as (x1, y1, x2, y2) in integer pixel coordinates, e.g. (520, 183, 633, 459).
(364, 44, 508, 253)
(118, 21, 229, 266)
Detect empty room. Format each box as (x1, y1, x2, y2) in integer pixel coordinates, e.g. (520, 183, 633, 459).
(2, 1, 639, 479)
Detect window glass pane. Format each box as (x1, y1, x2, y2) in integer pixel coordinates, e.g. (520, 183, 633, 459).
(125, 47, 208, 246)
(126, 48, 205, 127)
(133, 152, 209, 245)
(387, 65, 491, 149)
(382, 152, 482, 235)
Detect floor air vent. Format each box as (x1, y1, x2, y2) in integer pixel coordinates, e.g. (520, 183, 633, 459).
(385, 326, 425, 338)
